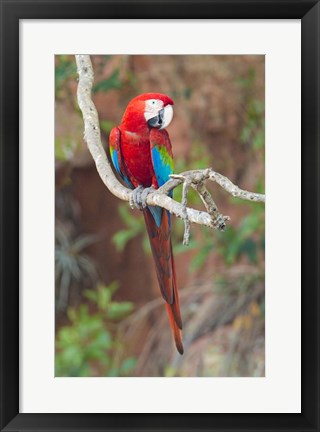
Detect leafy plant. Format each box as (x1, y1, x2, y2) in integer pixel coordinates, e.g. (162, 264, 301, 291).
(112, 204, 151, 254)
(189, 197, 265, 271)
(55, 283, 136, 377)
(55, 225, 99, 309)
(216, 203, 264, 265)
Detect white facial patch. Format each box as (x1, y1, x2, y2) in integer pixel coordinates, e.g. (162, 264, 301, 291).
(144, 99, 164, 121)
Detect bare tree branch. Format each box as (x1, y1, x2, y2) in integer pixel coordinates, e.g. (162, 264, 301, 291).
(75, 54, 265, 243)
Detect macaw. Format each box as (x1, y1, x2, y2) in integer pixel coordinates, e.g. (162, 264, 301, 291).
(109, 93, 183, 354)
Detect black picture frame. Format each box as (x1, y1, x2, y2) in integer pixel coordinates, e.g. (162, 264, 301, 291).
(1, 1, 319, 431)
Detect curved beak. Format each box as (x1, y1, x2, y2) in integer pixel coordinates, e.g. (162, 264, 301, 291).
(147, 105, 173, 130)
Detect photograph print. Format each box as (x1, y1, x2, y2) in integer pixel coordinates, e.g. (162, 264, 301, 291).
(55, 54, 265, 378)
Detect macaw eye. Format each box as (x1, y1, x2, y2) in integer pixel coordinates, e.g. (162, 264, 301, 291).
(145, 99, 162, 111)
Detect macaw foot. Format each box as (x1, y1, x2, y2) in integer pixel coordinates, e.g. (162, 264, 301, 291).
(129, 186, 156, 210)
(140, 186, 156, 208)
(129, 185, 144, 210)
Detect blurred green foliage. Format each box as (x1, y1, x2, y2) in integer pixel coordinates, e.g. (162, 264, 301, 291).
(55, 136, 79, 162)
(190, 201, 264, 271)
(55, 226, 98, 310)
(112, 204, 150, 254)
(55, 55, 77, 97)
(238, 68, 265, 153)
(218, 203, 264, 265)
(240, 99, 265, 151)
(55, 283, 136, 377)
(100, 119, 115, 135)
(93, 69, 122, 93)
(55, 55, 87, 163)
(92, 56, 137, 95)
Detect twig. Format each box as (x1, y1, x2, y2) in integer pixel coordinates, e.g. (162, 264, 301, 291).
(209, 171, 265, 202)
(75, 55, 265, 244)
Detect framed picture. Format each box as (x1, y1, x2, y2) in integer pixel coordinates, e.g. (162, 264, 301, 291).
(1, 0, 319, 431)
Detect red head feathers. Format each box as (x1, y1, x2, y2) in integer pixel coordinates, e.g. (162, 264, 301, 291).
(121, 93, 174, 134)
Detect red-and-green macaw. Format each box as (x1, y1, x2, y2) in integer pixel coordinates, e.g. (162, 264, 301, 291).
(109, 93, 183, 354)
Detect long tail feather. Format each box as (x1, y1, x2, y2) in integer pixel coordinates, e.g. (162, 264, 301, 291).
(166, 304, 184, 355)
(170, 243, 182, 330)
(143, 208, 184, 354)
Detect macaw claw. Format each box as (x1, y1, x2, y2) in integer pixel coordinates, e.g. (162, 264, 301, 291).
(130, 186, 156, 210)
(129, 185, 144, 210)
(140, 186, 156, 208)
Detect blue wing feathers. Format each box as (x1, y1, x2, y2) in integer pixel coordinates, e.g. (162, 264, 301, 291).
(149, 130, 174, 227)
(151, 147, 172, 187)
(109, 128, 134, 189)
(111, 149, 121, 177)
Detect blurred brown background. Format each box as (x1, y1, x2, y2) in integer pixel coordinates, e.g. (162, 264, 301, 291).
(55, 55, 265, 377)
